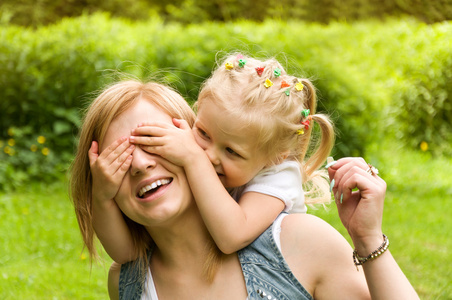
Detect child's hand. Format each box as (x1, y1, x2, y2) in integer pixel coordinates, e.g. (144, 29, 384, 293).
(129, 119, 204, 167)
(88, 137, 135, 204)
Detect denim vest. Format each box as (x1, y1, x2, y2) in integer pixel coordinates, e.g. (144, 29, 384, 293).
(119, 215, 313, 300)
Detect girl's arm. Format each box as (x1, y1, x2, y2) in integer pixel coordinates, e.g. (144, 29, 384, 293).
(131, 120, 285, 254)
(89, 137, 137, 264)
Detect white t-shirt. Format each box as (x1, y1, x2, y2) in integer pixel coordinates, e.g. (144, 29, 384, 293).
(229, 160, 307, 213)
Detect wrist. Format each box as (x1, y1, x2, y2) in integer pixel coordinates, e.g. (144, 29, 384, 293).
(352, 234, 389, 270)
(92, 193, 116, 208)
(352, 233, 384, 256)
(351, 232, 384, 257)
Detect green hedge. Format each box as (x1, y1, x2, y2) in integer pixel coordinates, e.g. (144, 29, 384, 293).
(1, 14, 451, 190)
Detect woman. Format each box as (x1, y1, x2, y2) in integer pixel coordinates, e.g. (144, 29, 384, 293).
(70, 80, 419, 299)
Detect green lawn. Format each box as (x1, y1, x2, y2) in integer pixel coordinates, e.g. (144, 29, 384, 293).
(1, 141, 451, 299)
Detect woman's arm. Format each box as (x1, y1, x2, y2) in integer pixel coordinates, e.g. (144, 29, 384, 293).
(108, 262, 121, 300)
(328, 157, 419, 299)
(89, 138, 137, 264)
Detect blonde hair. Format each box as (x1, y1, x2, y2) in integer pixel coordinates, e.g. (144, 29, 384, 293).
(70, 80, 197, 264)
(197, 53, 335, 204)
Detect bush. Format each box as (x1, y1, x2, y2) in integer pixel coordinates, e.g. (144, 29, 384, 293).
(1, 15, 451, 190)
(390, 22, 452, 156)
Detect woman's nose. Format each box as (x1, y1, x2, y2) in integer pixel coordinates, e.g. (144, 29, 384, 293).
(130, 147, 157, 176)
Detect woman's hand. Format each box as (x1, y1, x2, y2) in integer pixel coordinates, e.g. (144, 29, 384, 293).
(129, 119, 204, 167)
(327, 157, 387, 255)
(88, 137, 134, 204)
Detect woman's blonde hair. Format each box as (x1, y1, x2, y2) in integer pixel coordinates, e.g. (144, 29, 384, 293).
(196, 53, 335, 204)
(70, 80, 196, 264)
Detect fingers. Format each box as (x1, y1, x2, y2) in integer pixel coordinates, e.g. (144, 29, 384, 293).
(131, 125, 168, 138)
(88, 141, 99, 166)
(91, 136, 134, 173)
(172, 118, 191, 130)
(327, 157, 385, 204)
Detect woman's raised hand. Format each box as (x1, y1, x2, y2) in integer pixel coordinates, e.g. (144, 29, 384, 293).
(88, 137, 134, 203)
(327, 157, 387, 254)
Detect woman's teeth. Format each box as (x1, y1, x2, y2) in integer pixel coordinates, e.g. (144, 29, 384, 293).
(138, 179, 171, 197)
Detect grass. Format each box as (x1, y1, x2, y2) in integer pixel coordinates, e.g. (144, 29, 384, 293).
(0, 181, 112, 299)
(310, 140, 452, 299)
(0, 140, 451, 299)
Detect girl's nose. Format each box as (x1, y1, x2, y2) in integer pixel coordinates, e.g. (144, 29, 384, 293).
(205, 146, 221, 166)
(130, 147, 157, 176)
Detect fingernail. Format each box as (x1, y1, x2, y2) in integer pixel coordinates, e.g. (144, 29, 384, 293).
(340, 193, 343, 204)
(329, 179, 335, 192)
(325, 160, 337, 169)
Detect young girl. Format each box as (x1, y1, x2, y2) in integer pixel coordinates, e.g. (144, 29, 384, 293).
(90, 53, 334, 261)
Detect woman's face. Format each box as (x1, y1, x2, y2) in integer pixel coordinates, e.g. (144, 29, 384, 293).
(101, 98, 193, 227)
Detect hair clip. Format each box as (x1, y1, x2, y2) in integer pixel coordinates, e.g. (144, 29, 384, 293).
(237, 54, 243, 59)
(274, 68, 281, 77)
(255, 67, 264, 76)
(296, 129, 305, 135)
(264, 79, 273, 88)
(295, 81, 304, 91)
(238, 59, 247, 68)
(301, 109, 310, 118)
(300, 116, 312, 130)
(225, 62, 234, 70)
(281, 80, 290, 88)
(284, 88, 290, 96)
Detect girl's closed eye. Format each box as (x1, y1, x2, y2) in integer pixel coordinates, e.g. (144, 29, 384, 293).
(226, 147, 243, 159)
(197, 128, 210, 140)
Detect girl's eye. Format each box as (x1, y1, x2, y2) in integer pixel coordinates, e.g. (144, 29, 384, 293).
(226, 147, 240, 157)
(198, 128, 210, 139)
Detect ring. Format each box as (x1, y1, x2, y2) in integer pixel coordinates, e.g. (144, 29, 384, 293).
(366, 163, 379, 176)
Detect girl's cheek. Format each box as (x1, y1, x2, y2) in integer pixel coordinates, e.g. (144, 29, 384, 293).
(194, 134, 208, 150)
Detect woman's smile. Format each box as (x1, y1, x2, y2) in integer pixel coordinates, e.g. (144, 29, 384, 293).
(136, 177, 173, 202)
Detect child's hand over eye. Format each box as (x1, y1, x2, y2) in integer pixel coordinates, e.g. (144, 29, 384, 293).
(130, 119, 204, 167)
(88, 137, 135, 205)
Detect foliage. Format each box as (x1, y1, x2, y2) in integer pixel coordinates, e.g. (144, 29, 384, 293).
(389, 22, 452, 156)
(0, 127, 66, 191)
(1, 0, 452, 27)
(1, 15, 451, 190)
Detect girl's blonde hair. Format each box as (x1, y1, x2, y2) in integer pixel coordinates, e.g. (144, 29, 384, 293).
(70, 80, 196, 264)
(196, 53, 335, 204)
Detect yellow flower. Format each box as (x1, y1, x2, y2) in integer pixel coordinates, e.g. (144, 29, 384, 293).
(80, 253, 87, 260)
(30, 144, 38, 152)
(8, 139, 15, 146)
(37, 136, 46, 144)
(42, 147, 49, 156)
(7, 128, 14, 136)
(4, 146, 15, 156)
(420, 141, 428, 152)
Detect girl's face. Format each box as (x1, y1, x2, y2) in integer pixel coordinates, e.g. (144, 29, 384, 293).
(101, 98, 193, 227)
(193, 100, 268, 188)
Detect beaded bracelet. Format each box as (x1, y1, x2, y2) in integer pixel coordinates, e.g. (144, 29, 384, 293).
(352, 234, 389, 271)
